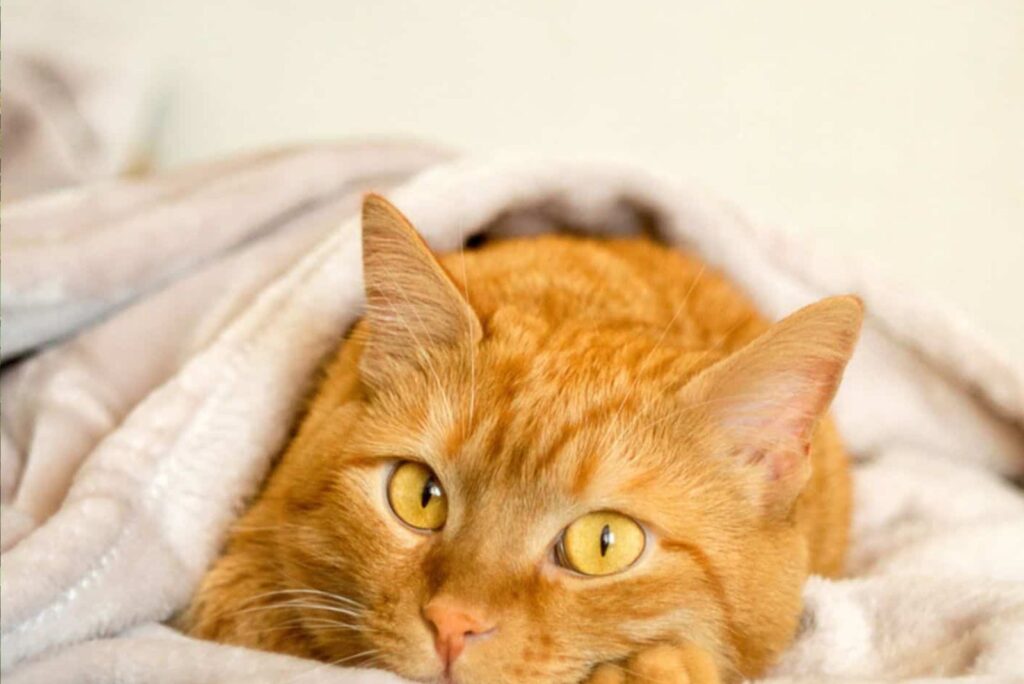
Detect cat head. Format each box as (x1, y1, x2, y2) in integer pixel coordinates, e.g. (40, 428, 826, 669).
(242, 195, 862, 683)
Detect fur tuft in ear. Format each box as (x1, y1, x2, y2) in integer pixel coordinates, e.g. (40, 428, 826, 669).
(359, 194, 482, 388)
(680, 296, 863, 515)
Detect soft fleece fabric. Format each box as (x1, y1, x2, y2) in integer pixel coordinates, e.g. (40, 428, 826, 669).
(2, 146, 1022, 683)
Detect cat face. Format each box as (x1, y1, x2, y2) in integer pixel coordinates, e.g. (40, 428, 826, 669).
(211, 195, 861, 684)
(282, 327, 746, 682)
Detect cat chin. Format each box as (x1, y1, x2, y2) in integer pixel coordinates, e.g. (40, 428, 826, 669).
(397, 670, 460, 684)
(394, 661, 576, 684)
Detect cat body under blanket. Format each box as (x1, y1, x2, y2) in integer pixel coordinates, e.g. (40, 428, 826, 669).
(184, 195, 862, 684)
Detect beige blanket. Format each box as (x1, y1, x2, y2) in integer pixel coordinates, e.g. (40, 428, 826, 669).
(2, 146, 1022, 683)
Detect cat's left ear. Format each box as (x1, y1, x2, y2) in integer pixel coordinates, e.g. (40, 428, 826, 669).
(679, 296, 863, 516)
(359, 194, 482, 388)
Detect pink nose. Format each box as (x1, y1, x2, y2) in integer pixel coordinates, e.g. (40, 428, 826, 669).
(422, 598, 496, 669)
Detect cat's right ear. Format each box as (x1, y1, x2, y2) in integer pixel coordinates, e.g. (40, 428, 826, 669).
(359, 194, 482, 389)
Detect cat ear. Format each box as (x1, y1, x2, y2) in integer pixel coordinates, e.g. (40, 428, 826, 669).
(359, 194, 482, 387)
(680, 296, 863, 516)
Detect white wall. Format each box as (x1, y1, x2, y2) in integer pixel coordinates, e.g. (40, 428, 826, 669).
(7, 0, 1024, 357)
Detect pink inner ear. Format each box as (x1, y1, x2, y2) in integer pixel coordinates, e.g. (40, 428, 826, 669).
(684, 297, 863, 513)
(709, 370, 824, 512)
(723, 437, 814, 514)
(745, 442, 811, 483)
(712, 370, 827, 450)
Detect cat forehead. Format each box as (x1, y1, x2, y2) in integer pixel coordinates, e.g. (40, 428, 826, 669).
(359, 330, 719, 495)
(352, 356, 730, 542)
(402, 380, 698, 501)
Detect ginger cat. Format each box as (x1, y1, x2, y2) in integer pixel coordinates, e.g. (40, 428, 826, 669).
(184, 195, 861, 683)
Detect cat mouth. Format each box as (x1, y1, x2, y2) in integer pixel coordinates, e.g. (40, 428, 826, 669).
(435, 661, 473, 684)
(419, 673, 457, 684)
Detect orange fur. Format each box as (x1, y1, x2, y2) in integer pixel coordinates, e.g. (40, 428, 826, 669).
(183, 196, 861, 683)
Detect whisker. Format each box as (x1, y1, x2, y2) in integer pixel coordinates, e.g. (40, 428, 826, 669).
(288, 649, 382, 682)
(233, 617, 364, 638)
(239, 588, 364, 610)
(229, 600, 362, 620)
(613, 309, 758, 448)
(368, 247, 457, 426)
(630, 392, 788, 436)
(612, 266, 706, 442)
(708, 311, 755, 352)
(230, 522, 317, 534)
(458, 236, 477, 432)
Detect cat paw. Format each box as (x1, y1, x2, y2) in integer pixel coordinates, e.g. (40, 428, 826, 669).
(584, 644, 721, 684)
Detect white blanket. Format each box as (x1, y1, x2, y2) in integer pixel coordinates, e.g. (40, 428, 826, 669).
(2, 146, 1022, 683)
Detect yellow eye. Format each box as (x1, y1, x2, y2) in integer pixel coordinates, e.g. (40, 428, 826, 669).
(387, 462, 448, 531)
(558, 511, 645, 576)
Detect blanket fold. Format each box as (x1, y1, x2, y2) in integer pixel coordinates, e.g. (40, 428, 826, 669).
(2, 145, 1022, 683)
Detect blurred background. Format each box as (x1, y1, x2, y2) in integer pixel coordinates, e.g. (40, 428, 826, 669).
(3, 0, 1022, 356)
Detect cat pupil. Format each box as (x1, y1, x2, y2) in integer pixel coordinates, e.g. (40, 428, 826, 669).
(421, 476, 440, 508)
(600, 524, 614, 556)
